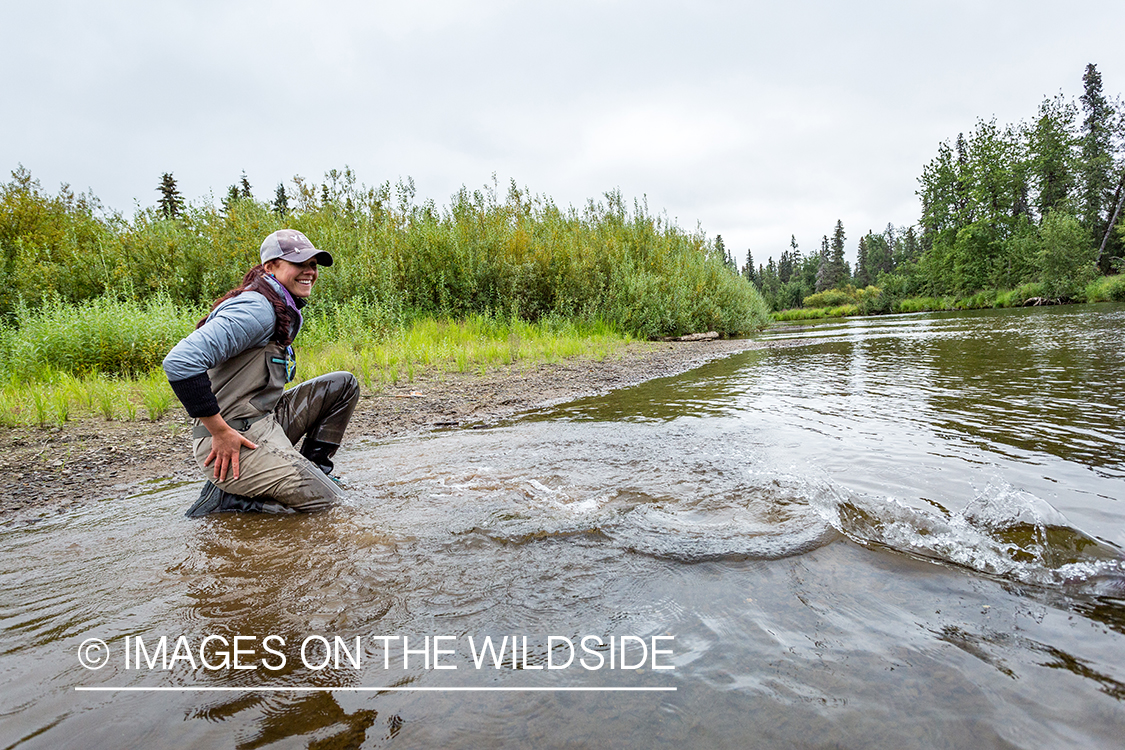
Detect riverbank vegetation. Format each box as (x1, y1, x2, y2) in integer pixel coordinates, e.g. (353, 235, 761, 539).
(0, 169, 768, 338)
(0, 171, 769, 425)
(750, 63, 1125, 320)
(0, 294, 630, 427)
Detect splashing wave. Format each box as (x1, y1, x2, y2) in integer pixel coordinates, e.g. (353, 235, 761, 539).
(808, 482, 1125, 594)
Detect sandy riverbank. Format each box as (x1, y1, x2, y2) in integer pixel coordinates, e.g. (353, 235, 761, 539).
(0, 338, 773, 523)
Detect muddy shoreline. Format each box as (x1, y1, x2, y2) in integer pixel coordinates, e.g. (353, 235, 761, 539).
(0, 338, 773, 524)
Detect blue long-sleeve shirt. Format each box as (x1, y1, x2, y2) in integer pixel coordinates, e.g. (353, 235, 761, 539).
(163, 276, 302, 416)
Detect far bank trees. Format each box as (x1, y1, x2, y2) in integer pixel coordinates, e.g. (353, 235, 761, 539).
(747, 63, 1125, 312)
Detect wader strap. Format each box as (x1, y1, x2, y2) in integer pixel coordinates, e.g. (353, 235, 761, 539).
(192, 412, 269, 439)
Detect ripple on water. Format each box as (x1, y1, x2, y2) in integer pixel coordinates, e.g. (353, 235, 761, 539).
(341, 423, 844, 565)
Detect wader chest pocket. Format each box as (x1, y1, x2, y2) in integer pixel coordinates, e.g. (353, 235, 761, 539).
(271, 357, 289, 381)
(249, 347, 291, 413)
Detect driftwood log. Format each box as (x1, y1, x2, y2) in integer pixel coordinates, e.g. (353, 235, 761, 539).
(659, 331, 720, 342)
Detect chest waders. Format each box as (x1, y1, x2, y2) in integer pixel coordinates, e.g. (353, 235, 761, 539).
(185, 342, 360, 517)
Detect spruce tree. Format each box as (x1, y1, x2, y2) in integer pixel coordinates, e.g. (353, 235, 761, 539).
(239, 171, 253, 199)
(157, 172, 184, 219)
(778, 250, 792, 283)
(881, 223, 898, 276)
(1080, 63, 1113, 241)
(815, 235, 832, 292)
(788, 236, 805, 286)
(743, 249, 757, 285)
(1079, 63, 1125, 271)
(1031, 94, 1078, 218)
(901, 226, 919, 264)
(222, 185, 240, 214)
(830, 220, 848, 287)
(273, 183, 289, 217)
(715, 234, 735, 271)
(761, 258, 781, 307)
(855, 234, 870, 287)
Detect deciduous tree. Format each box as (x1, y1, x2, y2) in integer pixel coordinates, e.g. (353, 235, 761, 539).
(1030, 94, 1077, 218)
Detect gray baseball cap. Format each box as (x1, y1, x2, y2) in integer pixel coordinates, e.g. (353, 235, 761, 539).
(259, 229, 334, 267)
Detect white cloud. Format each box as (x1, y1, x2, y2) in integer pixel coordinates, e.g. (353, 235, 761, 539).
(578, 105, 746, 170)
(3, 0, 1125, 264)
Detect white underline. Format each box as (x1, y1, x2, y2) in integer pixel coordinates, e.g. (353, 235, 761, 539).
(76, 686, 675, 693)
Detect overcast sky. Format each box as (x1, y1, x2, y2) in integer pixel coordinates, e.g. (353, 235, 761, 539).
(3, 0, 1124, 265)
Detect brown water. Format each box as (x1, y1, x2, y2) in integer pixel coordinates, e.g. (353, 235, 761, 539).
(3, 304, 1124, 749)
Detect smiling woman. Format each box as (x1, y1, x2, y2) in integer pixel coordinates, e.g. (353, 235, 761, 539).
(162, 229, 360, 518)
(267, 256, 319, 298)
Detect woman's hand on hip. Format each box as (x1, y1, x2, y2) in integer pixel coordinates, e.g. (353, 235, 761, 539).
(199, 415, 259, 482)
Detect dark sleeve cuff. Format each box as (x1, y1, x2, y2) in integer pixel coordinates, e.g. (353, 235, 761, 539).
(168, 373, 220, 418)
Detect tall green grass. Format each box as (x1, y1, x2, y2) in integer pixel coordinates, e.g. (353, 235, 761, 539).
(0, 297, 635, 426)
(772, 306, 857, 321)
(892, 284, 1051, 313)
(993, 283, 1045, 307)
(301, 313, 628, 388)
(0, 373, 171, 427)
(1086, 274, 1125, 302)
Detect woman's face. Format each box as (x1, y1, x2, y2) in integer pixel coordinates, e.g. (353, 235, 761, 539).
(265, 258, 318, 299)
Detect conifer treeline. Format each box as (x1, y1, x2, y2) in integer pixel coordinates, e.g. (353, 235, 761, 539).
(750, 64, 1125, 312)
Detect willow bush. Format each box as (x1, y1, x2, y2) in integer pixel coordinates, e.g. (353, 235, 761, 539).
(0, 294, 204, 381)
(0, 168, 769, 347)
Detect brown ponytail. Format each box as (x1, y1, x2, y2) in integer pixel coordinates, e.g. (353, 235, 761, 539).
(196, 264, 296, 346)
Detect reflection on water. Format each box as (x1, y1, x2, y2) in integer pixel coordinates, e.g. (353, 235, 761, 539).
(1, 304, 1124, 749)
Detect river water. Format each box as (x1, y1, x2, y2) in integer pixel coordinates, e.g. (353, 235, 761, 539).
(2, 304, 1124, 749)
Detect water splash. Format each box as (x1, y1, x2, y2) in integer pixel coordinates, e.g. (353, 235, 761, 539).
(810, 481, 1125, 593)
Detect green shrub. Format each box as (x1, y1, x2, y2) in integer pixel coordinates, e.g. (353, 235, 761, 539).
(802, 284, 883, 313)
(803, 288, 854, 308)
(0, 294, 201, 380)
(1038, 210, 1097, 300)
(1085, 274, 1125, 302)
(995, 282, 1045, 307)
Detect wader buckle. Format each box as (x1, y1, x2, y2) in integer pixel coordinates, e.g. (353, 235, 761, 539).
(192, 412, 269, 439)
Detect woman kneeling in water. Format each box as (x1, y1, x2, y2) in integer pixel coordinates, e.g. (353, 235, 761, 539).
(163, 229, 359, 516)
